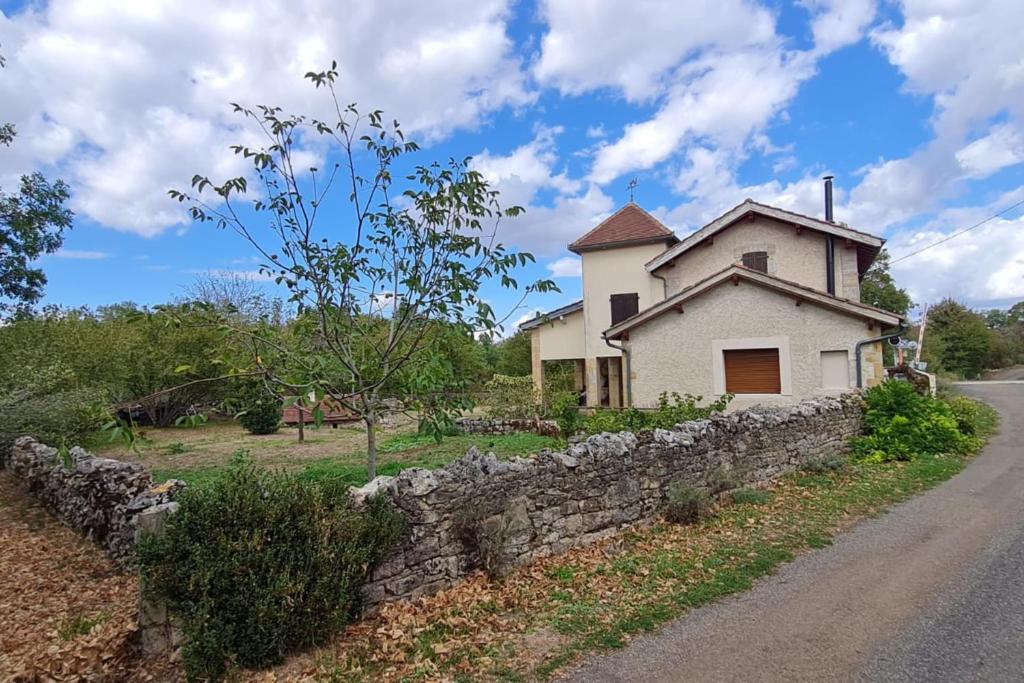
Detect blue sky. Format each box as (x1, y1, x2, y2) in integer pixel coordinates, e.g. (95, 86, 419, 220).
(2, 0, 1022, 329)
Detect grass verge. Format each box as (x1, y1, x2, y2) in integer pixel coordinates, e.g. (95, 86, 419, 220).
(272, 401, 999, 682)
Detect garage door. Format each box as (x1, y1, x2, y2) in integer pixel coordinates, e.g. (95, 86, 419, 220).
(723, 348, 781, 394)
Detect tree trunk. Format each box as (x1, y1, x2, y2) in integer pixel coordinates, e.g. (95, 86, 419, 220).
(365, 413, 378, 481)
(297, 405, 305, 443)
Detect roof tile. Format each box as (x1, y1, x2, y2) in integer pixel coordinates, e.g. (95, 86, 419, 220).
(569, 203, 677, 253)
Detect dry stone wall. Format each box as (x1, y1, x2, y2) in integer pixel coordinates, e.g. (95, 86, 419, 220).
(456, 417, 560, 437)
(3, 436, 184, 566)
(362, 394, 863, 606)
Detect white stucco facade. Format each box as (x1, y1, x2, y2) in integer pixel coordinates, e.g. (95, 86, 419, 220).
(625, 280, 884, 411)
(535, 308, 585, 360)
(580, 243, 665, 358)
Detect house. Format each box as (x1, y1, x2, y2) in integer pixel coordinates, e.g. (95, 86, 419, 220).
(519, 178, 905, 411)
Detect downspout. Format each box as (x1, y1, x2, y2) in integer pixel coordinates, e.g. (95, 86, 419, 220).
(604, 334, 632, 407)
(855, 323, 908, 389)
(824, 175, 836, 296)
(651, 269, 669, 299)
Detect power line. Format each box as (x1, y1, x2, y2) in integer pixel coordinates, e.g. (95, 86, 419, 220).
(889, 198, 1024, 265)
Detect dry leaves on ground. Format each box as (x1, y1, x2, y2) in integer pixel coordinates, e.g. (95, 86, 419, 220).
(0, 473, 177, 682)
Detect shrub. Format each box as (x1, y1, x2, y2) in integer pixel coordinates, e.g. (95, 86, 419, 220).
(850, 380, 968, 463)
(663, 483, 713, 524)
(237, 391, 282, 435)
(548, 390, 583, 437)
(483, 374, 538, 419)
(137, 465, 405, 681)
(944, 395, 982, 435)
(582, 392, 732, 436)
(0, 388, 107, 461)
(802, 453, 848, 474)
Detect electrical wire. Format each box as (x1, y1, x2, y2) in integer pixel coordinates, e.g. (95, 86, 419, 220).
(889, 198, 1024, 265)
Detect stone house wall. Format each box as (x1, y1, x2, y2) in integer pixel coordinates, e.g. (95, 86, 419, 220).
(362, 394, 863, 606)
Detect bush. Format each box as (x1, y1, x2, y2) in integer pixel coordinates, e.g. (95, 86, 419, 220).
(0, 388, 107, 460)
(850, 380, 968, 463)
(237, 391, 282, 435)
(548, 390, 583, 437)
(801, 453, 848, 474)
(137, 465, 405, 681)
(944, 395, 982, 435)
(582, 392, 732, 436)
(483, 374, 538, 419)
(663, 483, 713, 524)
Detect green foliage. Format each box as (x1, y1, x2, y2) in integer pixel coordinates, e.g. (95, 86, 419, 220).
(137, 465, 405, 681)
(581, 392, 732, 435)
(663, 483, 713, 525)
(237, 387, 282, 435)
(922, 299, 992, 379)
(483, 374, 538, 419)
(859, 249, 912, 316)
(801, 453, 848, 474)
(548, 390, 583, 437)
(0, 388, 107, 459)
(57, 612, 108, 641)
(494, 330, 532, 376)
(0, 94, 74, 313)
(851, 381, 969, 463)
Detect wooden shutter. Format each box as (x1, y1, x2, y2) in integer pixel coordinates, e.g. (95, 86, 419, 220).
(723, 348, 781, 394)
(610, 293, 640, 325)
(741, 251, 769, 273)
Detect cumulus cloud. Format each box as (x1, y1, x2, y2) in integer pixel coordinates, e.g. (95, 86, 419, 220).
(0, 0, 531, 237)
(546, 256, 582, 277)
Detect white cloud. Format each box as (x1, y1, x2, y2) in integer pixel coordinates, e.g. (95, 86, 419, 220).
(886, 192, 1024, 306)
(955, 124, 1024, 179)
(0, 0, 531, 237)
(472, 128, 615, 255)
(53, 249, 110, 260)
(546, 256, 582, 277)
(802, 0, 877, 55)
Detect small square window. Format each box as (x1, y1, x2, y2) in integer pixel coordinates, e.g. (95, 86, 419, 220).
(741, 251, 769, 273)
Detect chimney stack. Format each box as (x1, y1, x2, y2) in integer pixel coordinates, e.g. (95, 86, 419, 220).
(823, 175, 834, 223)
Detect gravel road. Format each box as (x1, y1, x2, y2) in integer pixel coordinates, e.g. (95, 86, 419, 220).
(565, 382, 1023, 683)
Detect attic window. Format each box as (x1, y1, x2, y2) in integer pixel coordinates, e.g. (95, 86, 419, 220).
(610, 293, 639, 325)
(741, 251, 769, 273)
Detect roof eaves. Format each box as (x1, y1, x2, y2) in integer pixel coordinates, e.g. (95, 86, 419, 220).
(518, 300, 583, 331)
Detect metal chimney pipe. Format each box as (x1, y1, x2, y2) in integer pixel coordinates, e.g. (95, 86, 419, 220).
(823, 175, 836, 295)
(823, 175, 834, 222)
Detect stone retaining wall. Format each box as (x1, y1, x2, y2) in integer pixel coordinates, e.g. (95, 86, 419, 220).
(3, 436, 184, 567)
(456, 416, 560, 437)
(362, 395, 863, 606)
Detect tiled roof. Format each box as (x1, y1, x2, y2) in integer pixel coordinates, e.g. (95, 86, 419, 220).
(568, 203, 678, 253)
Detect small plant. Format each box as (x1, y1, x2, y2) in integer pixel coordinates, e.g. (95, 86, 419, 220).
(663, 482, 713, 525)
(237, 390, 282, 435)
(580, 392, 733, 436)
(57, 612, 108, 641)
(548, 390, 582, 437)
(165, 441, 192, 455)
(851, 380, 968, 462)
(229, 447, 251, 466)
(729, 488, 772, 505)
(802, 454, 848, 474)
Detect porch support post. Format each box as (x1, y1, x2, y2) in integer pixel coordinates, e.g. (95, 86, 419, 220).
(607, 357, 622, 409)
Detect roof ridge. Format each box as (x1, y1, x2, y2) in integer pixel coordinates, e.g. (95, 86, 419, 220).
(568, 203, 675, 250)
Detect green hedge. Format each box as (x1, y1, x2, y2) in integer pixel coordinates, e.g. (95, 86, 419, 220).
(138, 465, 405, 681)
(581, 392, 732, 436)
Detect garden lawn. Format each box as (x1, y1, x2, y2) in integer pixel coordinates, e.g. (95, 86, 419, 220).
(92, 419, 560, 488)
(249, 403, 998, 682)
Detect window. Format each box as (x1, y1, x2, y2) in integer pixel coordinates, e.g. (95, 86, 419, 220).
(741, 251, 769, 273)
(610, 292, 639, 325)
(723, 348, 781, 394)
(820, 350, 850, 389)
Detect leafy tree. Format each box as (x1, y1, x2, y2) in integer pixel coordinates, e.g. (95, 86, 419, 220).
(0, 51, 73, 313)
(860, 249, 912, 315)
(495, 330, 532, 376)
(170, 63, 557, 479)
(923, 299, 992, 379)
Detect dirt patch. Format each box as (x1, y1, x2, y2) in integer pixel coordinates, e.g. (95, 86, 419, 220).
(0, 473, 178, 682)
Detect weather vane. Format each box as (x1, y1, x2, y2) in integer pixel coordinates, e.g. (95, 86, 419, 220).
(627, 178, 638, 202)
